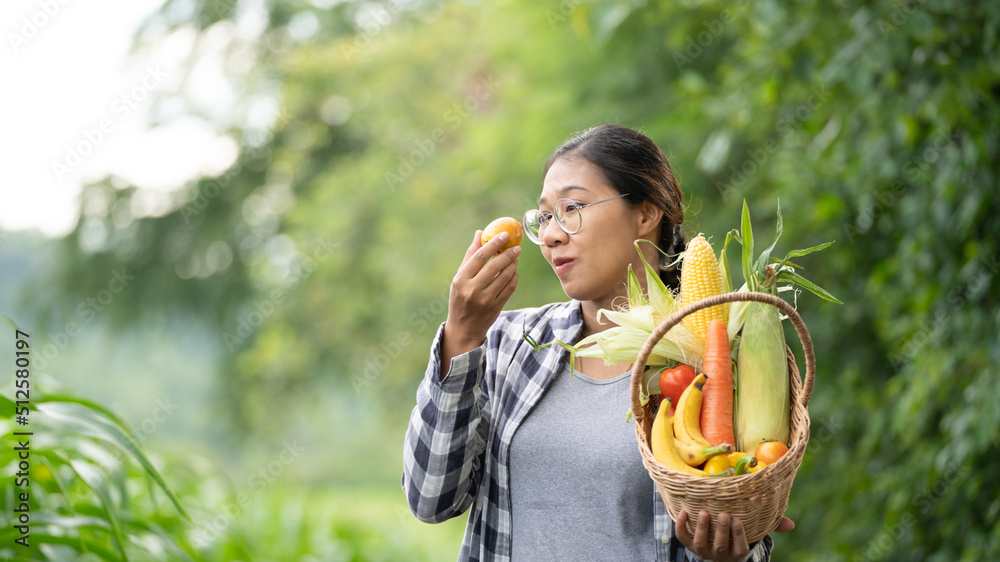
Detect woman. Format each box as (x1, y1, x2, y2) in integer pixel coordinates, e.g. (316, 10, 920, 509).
(402, 124, 792, 561)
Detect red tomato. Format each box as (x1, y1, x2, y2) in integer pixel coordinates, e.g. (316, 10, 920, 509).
(658, 364, 697, 415)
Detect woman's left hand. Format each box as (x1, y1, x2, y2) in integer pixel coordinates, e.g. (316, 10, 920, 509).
(675, 510, 795, 562)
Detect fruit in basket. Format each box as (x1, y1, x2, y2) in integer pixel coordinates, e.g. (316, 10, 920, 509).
(674, 440, 733, 467)
(674, 374, 712, 448)
(754, 441, 789, 465)
(703, 454, 732, 475)
(726, 451, 752, 467)
(680, 234, 728, 341)
(651, 399, 708, 476)
(658, 364, 697, 416)
(701, 319, 736, 447)
(733, 455, 757, 475)
(481, 217, 523, 253)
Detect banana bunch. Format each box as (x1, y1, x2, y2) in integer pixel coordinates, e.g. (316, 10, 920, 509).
(650, 374, 736, 477)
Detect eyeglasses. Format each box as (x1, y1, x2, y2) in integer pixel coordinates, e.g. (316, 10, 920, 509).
(522, 193, 630, 245)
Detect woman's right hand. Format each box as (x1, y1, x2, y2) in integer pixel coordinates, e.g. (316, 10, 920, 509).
(439, 230, 520, 379)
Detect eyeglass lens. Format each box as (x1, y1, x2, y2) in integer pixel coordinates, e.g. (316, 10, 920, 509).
(523, 199, 582, 243)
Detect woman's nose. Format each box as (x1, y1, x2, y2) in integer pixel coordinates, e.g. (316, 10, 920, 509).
(541, 219, 568, 245)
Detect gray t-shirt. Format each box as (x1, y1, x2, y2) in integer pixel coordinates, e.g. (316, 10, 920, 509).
(509, 362, 656, 561)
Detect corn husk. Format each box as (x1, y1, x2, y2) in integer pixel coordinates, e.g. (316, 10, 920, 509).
(524, 240, 705, 375)
(734, 301, 790, 451)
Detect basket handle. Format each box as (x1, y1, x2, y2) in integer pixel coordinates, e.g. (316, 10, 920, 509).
(629, 292, 816, 424)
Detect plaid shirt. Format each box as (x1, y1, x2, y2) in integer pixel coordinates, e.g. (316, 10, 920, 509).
(402, 300, 773, 561)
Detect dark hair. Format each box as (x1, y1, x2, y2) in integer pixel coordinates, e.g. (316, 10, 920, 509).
(543, 124, 686, 290)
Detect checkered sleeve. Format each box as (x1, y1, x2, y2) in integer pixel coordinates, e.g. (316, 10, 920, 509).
(402, 322, 491, 524)
(744, 534, 773, 562)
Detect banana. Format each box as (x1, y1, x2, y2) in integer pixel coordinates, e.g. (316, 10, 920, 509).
(651, 398, 707, 476)
(674, 373, 713, 448)
(674, 440, 734, 467)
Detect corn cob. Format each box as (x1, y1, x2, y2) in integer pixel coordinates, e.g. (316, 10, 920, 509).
(735, 301, 790, 451)
(680, 234, 728, 341)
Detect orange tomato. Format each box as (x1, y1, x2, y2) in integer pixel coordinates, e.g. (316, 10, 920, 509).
(481, 217, 523, 253)
(754, 441, 789, 465)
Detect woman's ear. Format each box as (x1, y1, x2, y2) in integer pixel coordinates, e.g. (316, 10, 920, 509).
(636, 201, 663, 238)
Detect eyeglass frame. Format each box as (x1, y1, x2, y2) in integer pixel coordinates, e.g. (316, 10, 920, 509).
(522, 192, 631, 245)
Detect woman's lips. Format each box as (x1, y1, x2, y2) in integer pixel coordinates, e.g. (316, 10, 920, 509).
(552, 257, 575, 275)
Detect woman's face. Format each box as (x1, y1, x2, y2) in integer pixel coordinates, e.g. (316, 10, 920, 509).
(537, 156, 657, 306)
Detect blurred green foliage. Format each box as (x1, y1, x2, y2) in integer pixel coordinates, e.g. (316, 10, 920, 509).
(15, 0, 1000, 559)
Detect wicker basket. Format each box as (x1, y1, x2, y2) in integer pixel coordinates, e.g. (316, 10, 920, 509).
(629, 292, 816, 545)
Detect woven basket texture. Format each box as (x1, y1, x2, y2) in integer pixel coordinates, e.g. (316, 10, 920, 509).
(629, 292, 816, 545)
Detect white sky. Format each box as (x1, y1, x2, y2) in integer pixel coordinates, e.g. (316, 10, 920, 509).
(0, 0, 239, 237)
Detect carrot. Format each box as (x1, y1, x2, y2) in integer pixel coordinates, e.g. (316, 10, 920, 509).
(700, 318, 736, 447)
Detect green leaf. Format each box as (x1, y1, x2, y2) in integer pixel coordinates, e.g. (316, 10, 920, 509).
(785, 241, 836, 259)
(0, 393, 13, 418)
(635, 239, 672, 312)
(0, 311, 19, 332)
(770, 256, 806, 270)
(66, 458, 130, 561)
(754, 199, 784, 284)
(719, 231, 735, 295)
(726, 283, 751, 341)
(774, 241, 835, 274)
(627, 263, 647, 308)
(643, 366, 666, 400)
(38, 401, 189, 521)
(741, 199, 755, 289)
(5, 532, 121, 560)
(37, 393, 132, 433)
(779, 270, 843, 304)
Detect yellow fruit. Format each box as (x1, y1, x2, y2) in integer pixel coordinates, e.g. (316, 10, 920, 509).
(675, 440, 734, 467)
(651, 399, 708, 477)
(727, 451, 752, 467)
(703, 454, 731, 475)
(674, 373, 712, 448)
(481, 217, 523, 253)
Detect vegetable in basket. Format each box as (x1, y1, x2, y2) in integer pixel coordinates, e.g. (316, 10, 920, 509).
(728, 200, 840, 452)
(679, 234, 728, 344)
(701, 318, 736, 448)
